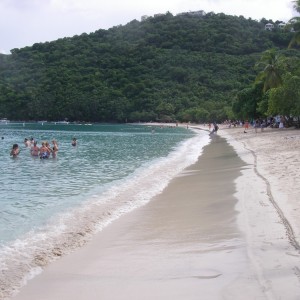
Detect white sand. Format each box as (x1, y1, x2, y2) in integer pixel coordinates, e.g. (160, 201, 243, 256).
(220, 126, 300, 299)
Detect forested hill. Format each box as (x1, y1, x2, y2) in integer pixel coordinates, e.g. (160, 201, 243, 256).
(0, 12, 293, 122)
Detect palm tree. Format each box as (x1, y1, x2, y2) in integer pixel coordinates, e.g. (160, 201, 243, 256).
(288, 0, 300, 48)
(255, 49, 284, 92)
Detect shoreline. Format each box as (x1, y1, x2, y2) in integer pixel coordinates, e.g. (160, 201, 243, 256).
(11, 135, 252, 300)
(0, 125, 208, 300)
(8, 125, 300, 299)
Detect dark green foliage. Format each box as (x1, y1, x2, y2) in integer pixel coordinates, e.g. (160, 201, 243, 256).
(0, 13, 293, 122)
(232, 82, 264, 119)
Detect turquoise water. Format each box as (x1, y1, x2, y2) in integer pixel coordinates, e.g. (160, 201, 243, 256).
(0, 123, 210, 298)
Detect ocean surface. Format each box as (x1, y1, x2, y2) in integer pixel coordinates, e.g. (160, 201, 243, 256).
(0, 122, 210, 298)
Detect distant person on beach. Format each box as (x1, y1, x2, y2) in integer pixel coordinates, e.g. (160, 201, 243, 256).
(10, 144, 20, 158)
(261, 120, 266, 132)
(72, 138, 77, 146)
(213, 123, 219, 133)
(244, 120, 249, 133)
(52, 140, 58, 158)
(210, 123, 219, 135)
(279, 116, 285, 129)
(30, 141, 40, 157)
(254, 119, 260, 133)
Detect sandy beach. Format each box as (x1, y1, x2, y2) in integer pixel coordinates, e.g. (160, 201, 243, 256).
(221, 125, 300, 299)
(10, 125, 300, 300)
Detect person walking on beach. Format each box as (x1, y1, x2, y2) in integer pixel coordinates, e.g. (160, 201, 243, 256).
(261, 119, 266, 132)
(30, 141, 40, 157)
(244, 120, 249, 133)
(279, 116, 285, 129)
(210, 123, 219, 135)
(254, 119, 260, 133)
(10, 144, 20, 158)
(214, 123, 219, 133)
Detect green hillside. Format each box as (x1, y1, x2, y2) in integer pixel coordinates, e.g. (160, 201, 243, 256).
(0, 12, 295, 122)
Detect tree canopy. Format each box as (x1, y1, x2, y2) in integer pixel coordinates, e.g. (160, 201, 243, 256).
(0, 11, 296, 123)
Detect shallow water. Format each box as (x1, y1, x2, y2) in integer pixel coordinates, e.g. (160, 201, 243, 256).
(0, 123, 210, 299)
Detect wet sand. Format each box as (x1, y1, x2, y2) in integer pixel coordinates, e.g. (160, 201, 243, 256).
(12, 136, 254, 300)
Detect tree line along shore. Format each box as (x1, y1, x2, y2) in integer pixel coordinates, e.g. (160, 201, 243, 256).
(0, 4, 299, 125)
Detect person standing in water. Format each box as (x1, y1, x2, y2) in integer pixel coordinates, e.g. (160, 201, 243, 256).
(24, 138, 31, 147)
(72, 138, 77, 146)
(52, 140, 58, 158)
(45, 141, 53, 156)
(30, 141, 40, 157)
(39, 142, 51, 159)
(10, 144, 20, 158)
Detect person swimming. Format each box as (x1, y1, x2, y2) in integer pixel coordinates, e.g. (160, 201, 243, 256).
(52, 140, 58, 158)
(39, 142, 51, 159)
(30, 141, 40, 157)
(10, 144, 20, 158)
(24, 138, 31, 147)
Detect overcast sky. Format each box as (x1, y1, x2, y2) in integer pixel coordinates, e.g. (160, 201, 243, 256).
(0, 0, 297, 54)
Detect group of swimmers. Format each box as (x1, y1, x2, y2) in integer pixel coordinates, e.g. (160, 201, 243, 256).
(10, 137, 78, 158)
(10, 138, 59, 159)
(35, 140, 58, 159)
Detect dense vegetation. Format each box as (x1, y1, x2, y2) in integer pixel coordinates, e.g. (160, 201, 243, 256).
(0, 11, 298, 123)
